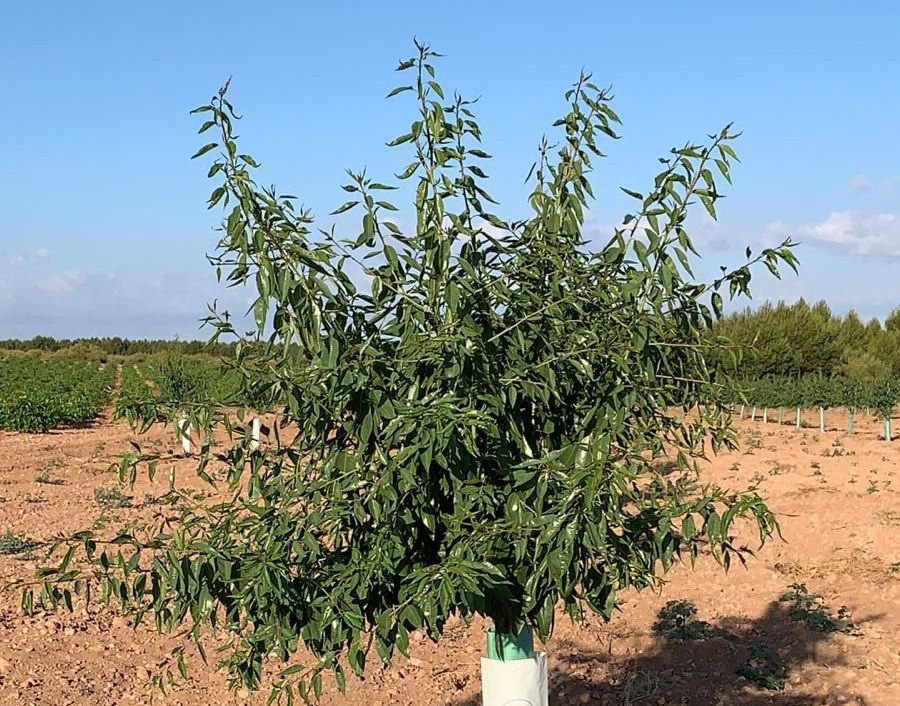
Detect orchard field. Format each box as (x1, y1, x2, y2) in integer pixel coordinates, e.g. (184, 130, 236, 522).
(1, 31, 898, 706)
(0, 352, 897, 705)
(0, 354, 244, 434)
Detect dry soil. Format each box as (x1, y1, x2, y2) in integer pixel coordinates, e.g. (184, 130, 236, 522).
(0, 407, 897, 705)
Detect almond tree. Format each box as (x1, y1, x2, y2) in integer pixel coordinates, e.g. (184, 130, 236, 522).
(841, 378, 865, 435)
(871, 378, 896, 441)
(30, 42, 797, 702)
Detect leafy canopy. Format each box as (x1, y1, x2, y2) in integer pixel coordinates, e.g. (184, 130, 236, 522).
(31, 41, 797, 702)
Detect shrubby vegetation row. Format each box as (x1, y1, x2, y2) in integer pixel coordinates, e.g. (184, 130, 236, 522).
(0, 335, 235, 358)
(0, 355, 254, 433)
(0, 357, 116, 432)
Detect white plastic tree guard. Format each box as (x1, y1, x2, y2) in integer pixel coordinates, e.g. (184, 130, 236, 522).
(251, 417, 261, 450)
(178, 414, 191, 455)
(480, 652, 548, 706)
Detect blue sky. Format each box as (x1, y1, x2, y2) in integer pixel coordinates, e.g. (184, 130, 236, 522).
(1, 2, 898, 339)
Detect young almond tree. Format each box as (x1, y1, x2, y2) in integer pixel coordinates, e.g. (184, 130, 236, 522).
(871, 378, 896, 441)
(115, 356, 210, 455)
(31, 42, 797, 702)
(841, 377, 864, 435)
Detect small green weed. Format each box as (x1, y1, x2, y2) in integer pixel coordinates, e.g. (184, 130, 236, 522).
(880, 510, 900, 526)
(779, 583, 858, 634)
(0, 530, 35, 555)
(737, 643, 787, 691)
(143, 492, 179, 507)
(743, 430, 763, 455)
(768, 461, 793, 476)
(94, 487, 132, 510)
(653, 600, 734, 641)
(35, 469, 65, 485)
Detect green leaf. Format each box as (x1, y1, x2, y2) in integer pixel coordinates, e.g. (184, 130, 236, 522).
(387, 86, 414, 98)
(191, 143, 218, 159)
(331, 201, 359, 215)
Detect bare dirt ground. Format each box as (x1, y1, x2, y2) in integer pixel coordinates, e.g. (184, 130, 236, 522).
(0, 407, 897, 706)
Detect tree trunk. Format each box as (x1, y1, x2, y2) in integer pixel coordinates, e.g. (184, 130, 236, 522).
(886, 417, 892, 442)
(739, 404, 745, 419)
(778, 407, 783, 425)
(763, 407, 768, 424)
(848, 409, 854, 435)
(819, 407, 824, 433)
(751, 406, 757, 422)
(796, 407, 801, 428)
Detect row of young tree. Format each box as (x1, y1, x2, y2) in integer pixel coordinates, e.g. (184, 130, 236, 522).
(712, 299, 900, 379)
(116, 356, 276, 454)
(734, 376, 899, 439)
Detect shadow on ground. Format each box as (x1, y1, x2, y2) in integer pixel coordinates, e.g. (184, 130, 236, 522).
(454, 598, 868, 705)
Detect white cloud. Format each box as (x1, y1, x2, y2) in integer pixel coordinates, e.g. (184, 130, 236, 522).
(846, 174, 898, 195)
(849, 174, 869, 191)
(0, 265, 254, 339)
(585, 211, 789, 253)
(878, 176, 899, 194)
(1, 247, 50, 266)
(797, 210, 900, 256)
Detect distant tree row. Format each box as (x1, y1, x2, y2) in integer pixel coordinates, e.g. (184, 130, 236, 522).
(712, 299, 900, 379)
(729, 375, 898, 439)
(0, 336, 235, 357)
